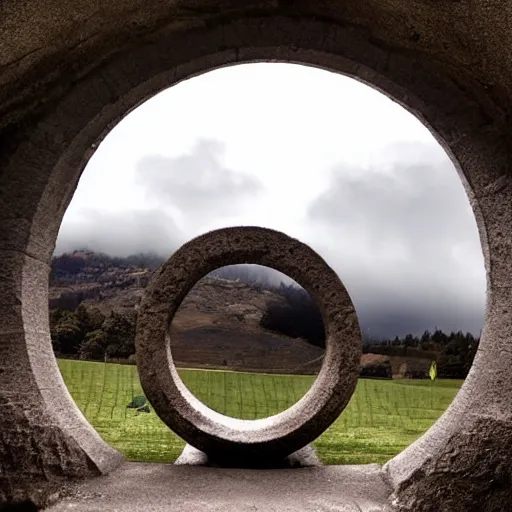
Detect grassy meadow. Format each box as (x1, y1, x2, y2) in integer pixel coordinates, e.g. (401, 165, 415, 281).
(58, 359, 462, 465)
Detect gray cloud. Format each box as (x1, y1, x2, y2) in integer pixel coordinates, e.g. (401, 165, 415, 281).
(307, 141, 486, 337)
(135, 138, 264, 224)
(55, 208, 184, 257)
(55, 136, 486, 338)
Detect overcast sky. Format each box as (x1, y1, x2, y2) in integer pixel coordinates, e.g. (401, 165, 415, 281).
(56, 63, 486, 338)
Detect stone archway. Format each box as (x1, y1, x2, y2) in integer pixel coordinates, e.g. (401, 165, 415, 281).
(1, 3, 511, 511)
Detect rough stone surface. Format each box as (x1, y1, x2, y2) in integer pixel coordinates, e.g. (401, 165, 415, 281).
(46, 461, 393, 512)
(384, 285, 512, 511)
(0, 251, 123, 508)
(0, 0, 511, 509)
(136, 226, 362, 467)
(388, 417, 512, 512)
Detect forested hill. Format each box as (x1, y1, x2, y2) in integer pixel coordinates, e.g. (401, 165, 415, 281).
(51, 250, 290, 287)
(49, 250, 326, 373)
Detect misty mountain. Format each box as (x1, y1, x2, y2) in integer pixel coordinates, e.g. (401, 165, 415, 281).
(50, 250, 479, 340)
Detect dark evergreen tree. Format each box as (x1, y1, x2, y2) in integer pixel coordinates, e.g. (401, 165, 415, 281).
(50, 309, 82, 354)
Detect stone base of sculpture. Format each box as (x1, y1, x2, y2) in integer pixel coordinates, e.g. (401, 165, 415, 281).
(175, 443, 322, 468)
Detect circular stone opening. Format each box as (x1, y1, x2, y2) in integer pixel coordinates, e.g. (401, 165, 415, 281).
(2, 9, 506, 509)
(136, 226, 361, 464)
(49, 63, 485, 466)
(169, 263, 326, 420)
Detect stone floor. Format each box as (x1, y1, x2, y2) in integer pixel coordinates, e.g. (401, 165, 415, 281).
(46, 462, 393, 511)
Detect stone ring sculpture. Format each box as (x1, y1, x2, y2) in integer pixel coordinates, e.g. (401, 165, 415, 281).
(135, 226, 362, 467)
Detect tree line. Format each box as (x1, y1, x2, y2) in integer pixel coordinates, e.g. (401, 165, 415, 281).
(50, 305, 136, 361)
(258, 284, 480, 379)
(50, 300, 480, 378)
(49, 255, 481, 379)
(362, 330, 480, 379)
(259, 283, 326, 348)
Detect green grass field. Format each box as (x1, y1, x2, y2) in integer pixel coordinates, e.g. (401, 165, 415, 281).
(58, 359, 463, 465)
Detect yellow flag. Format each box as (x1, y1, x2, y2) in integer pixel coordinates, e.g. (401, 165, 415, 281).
(429, 361, 437, 381)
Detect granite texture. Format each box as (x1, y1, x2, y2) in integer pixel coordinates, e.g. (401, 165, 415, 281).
(0, 0, 511, 509)
(136, 226, 362, 467)
(46, 461, 393, 512)
(0, 253, 123, 508)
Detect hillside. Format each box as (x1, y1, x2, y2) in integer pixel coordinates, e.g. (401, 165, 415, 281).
(50, 251, 445, 378)
(50, 251, 325, 374)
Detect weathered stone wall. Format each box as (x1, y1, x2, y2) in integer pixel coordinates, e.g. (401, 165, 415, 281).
(0, 1, 511, 509)
(1, 1, 511, 132)
(0, 253, 123, 507)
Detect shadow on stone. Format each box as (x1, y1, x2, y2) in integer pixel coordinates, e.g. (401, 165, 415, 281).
(175, 443, 322, 469)
(0, 501, 38, 512)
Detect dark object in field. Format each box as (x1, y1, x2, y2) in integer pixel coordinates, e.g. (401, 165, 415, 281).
(136, 404, 150, 413)
(127, 395, 148, 409)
